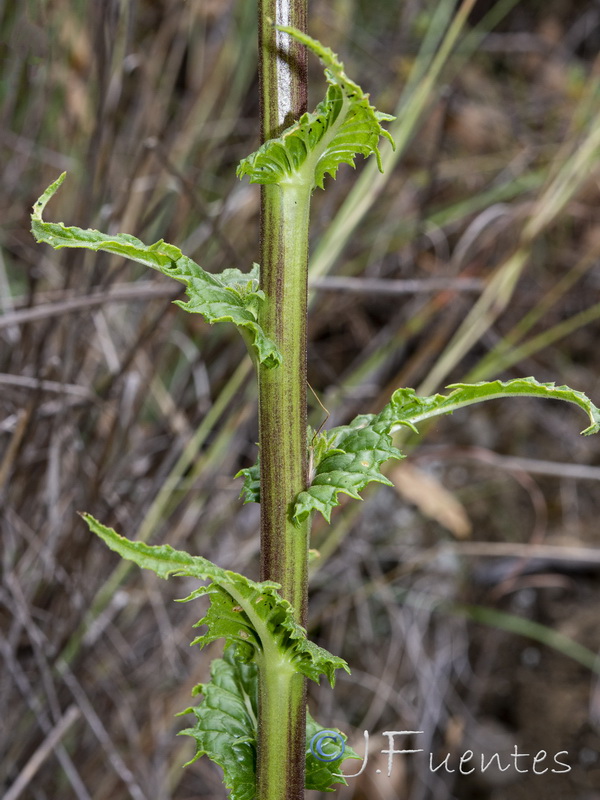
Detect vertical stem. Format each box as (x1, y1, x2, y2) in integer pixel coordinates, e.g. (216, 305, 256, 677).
(256, 2, 309, 800)
(259, 0, 307, 138)
(259, 181, 311, 619)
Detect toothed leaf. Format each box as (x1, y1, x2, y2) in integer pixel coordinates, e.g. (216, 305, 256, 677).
(236, 461, 260, 504)
(31, 174, 281, 368)
(305, 710, 361, 791)
(82, 514, 348, 686)
(293, 420, 404, 524)
(237, 27, 394, 190)
(178, 648, 258, 800)
(379, 377, 600, 437)
(294, 377, 600, 523)
(179, 648, 358, 799)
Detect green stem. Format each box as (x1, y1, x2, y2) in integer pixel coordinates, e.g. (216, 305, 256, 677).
(257, 648, 306, 800)
(258, 182, 311, 616)
(256, 3, 309, 799)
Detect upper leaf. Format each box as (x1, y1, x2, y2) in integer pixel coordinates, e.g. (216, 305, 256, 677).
(237, 27, 395, 190)
(292, 377, 600, 523)
(31, 173, 281, 368)
(179, 647, 358, 799)
(378, 378, 600, 437)
(83, 514, 348, 686)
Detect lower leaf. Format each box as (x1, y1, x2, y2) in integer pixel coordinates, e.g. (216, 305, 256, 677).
(179, 648, 258, 800)
(179, 647, 358, 798)
(82, 514, 348, 686)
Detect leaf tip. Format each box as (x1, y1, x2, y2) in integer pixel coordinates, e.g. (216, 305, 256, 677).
(581, 421, 600, 436)
(32, 172, 67, 221)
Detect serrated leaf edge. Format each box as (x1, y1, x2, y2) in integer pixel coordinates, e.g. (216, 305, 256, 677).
(237, 26, 394, 190)
(31, 174, 282, 368)
(292, 376, 600, 523)
(82, 513, 348, 686)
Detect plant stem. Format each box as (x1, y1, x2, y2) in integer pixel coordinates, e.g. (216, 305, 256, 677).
(256, 2, 309, 799)
(258, 182, 311, 616)
(257, 647, 306, 800)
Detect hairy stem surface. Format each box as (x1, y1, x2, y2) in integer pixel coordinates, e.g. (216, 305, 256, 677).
(256, 2, 309, 800)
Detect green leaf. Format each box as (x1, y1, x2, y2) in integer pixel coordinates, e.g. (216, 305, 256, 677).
(293, 377, 600, 523)
(179, 648, 258, 800)
(179, 647, 359, 799)
(237, 27, 395, 190)
(378, 377, 600, 437)
(293, 422, 404, 524)
(82, 514, 348, 685)
(236, 460, 260, 505)
(305, 710, 360, 792)
(31, 173, 281, 368)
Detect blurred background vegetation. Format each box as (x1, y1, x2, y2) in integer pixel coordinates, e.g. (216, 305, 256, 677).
(1, 1, 600, 798)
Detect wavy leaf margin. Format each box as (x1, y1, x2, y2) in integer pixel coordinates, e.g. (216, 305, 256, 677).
(31, 174, 281, 367)
(82, 514, 348, 686)
(237, 26, 395, 189)
(291, 377, 600, 522)
(179, 647, 359, 799)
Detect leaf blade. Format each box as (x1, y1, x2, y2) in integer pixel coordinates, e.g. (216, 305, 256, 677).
(179, 648, 258, 800)
(380, 377, 600, 436)
(294, 420, 403, 524)
(237, 27, 394, 190)
(82, 514, 348, 686)
(293, 377, 600, 522)
(179, 648, 359, 798)
(31, 175, 281, 368)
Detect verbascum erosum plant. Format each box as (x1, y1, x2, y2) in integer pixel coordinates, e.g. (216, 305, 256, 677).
(31, 18, 600, 800)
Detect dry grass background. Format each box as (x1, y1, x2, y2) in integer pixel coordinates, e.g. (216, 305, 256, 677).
(1, 1, 600, 799)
